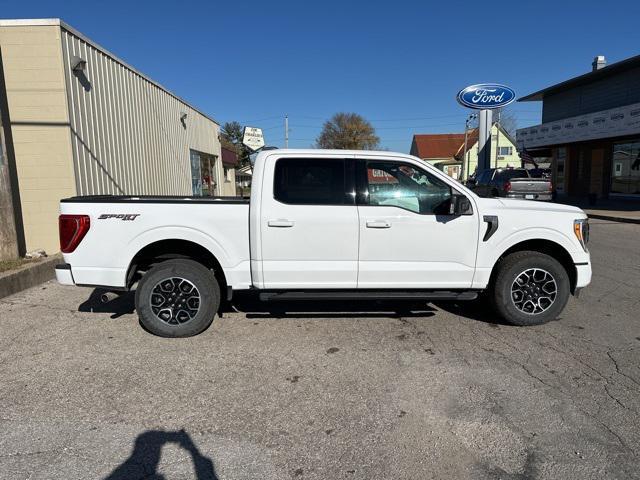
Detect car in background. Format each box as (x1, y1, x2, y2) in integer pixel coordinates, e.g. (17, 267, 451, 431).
(466, 168, 552, 201)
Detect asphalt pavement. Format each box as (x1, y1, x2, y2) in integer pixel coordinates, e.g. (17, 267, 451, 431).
(0, 220, 639, 479)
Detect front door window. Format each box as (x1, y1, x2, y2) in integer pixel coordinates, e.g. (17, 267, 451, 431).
(363, 161, 452, 215)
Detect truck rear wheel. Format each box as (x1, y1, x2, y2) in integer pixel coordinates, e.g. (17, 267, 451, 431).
(135, 259, 220, 337)
(491, 251, 570, 326)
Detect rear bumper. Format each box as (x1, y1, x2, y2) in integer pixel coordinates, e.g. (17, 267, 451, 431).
(55, 263, 75, 286)
(506, 193, 552, 201)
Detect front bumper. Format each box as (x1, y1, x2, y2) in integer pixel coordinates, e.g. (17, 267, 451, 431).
(575, 262, 592, 289)
(55, 263, 75, 285)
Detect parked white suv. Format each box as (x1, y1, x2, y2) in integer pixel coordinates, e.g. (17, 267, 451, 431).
(56, 149, 591, 337)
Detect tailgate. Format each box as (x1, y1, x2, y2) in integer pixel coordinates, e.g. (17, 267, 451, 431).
(509, 178, 551, 193)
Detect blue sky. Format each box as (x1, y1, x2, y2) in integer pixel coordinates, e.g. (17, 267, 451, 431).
(2, 0, 639, 151)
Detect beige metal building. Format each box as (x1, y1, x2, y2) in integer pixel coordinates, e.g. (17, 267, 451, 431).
(0, 19, 231, 258)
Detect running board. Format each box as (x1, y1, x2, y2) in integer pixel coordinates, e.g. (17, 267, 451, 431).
(259, 290, 479, 301)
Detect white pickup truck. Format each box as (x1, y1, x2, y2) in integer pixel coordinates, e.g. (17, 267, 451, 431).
(56, 149, 591, 337)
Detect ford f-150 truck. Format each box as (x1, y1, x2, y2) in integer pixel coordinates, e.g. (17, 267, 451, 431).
(56, 149, 591, 337)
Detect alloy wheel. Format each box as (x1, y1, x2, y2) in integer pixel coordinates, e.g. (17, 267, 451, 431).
(511, 268, 557, 315)
(149, 277, 201, 325)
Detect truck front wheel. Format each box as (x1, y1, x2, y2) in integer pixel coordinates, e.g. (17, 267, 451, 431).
(135, 259, 220, 337)
(491, 251, 570, 326)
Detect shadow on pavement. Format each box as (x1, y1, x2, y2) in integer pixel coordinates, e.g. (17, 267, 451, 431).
(231, 291, 437, 320)
(78, 288, 440, 321)
(434, 299, 513, 327)
(78, 288, 517, 325)
(104, 429, 217, 480)
(78, 289, 135, 319)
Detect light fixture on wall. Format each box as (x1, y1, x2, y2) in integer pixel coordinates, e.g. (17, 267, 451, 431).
(180, 112, 188, 128)
(71, 56, 87, 73)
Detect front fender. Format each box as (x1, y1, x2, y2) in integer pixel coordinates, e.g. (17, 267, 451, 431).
(486, 226, 581, 268)
(472, 226, 587, 289)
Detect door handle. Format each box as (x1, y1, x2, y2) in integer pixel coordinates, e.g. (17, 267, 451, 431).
(366, 220, 391, 229)
(268, 219, 295, 228)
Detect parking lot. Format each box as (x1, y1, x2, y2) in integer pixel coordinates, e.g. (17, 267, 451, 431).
(0, 219, 639, 480)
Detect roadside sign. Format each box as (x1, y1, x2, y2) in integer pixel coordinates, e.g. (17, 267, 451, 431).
(456, 84, 516, 110)
(242, 127, 265, 151)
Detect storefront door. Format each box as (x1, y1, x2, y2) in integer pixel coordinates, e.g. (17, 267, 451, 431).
(590, 149, 605, 196)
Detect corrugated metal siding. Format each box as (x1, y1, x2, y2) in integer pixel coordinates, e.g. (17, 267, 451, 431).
(60, 29, 220, 196)
(542, 67, 640, 123)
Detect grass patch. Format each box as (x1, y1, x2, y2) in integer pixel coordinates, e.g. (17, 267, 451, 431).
(0, 258, 40, 273)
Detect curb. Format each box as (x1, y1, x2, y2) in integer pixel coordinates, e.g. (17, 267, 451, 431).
(0, 254, 62, 300)
(586, 213, 640, 225)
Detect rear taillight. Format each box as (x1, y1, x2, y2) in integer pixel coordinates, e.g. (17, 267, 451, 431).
(59, 214, 90, 253)
(548, 182, 553, 192)
(503, 181, 512, 192)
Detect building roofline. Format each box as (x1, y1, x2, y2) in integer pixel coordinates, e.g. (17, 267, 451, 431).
(518, 53, 640, 102)
(0, 18, 219, 125)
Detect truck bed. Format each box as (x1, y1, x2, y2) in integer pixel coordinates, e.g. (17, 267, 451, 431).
(59, 195, 252, 289)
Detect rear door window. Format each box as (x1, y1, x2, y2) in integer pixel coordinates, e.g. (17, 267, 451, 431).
(274, 158, 349, 205)
(497, 169, 530, 182)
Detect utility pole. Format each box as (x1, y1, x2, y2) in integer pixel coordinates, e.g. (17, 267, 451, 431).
(284, 115, 289, 148)
(460, 113, 477, 181)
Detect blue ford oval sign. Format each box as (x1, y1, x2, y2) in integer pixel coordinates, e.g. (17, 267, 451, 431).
(456, 84, 516, 110)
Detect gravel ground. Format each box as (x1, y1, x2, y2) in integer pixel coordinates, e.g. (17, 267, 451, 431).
(0, 219, 638, 479)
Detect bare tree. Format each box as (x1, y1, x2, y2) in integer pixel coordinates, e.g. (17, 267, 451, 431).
(315, 113, 379, 150)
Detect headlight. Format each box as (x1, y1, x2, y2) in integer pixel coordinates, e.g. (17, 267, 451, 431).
(573, 219, 589, 252)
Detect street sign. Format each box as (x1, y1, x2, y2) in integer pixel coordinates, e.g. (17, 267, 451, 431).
(456, 84, 516, 110)
(242, 127, 265, 151)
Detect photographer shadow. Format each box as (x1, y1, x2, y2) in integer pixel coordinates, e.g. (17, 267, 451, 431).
(104, 429, 217, 480)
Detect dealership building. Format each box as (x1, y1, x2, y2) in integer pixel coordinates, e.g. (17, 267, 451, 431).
(516, 54, 640, 200)
(0, 19, 232, 259)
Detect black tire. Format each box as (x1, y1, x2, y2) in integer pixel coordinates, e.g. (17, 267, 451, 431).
(135, 259, 220, 337)
(491, 251, 570, 326)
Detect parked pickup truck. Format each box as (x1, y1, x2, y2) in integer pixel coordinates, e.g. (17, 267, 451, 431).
(467, 168, 553, 201)
(56, 149, 591, 337)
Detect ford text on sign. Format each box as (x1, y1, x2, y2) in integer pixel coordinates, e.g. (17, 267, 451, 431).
(456, 84, 516, 110)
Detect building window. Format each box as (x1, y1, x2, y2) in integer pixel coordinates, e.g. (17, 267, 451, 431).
(611, 140, 640, 196)
(190, 150, 218, 196)
(498, 146, 513, 156)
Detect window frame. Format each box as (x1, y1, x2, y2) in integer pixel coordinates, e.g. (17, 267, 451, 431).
(272, 157, 356, 206)
(355, 159, 457, 215)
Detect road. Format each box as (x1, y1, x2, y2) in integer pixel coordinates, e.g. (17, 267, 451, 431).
(0, 220, 639, 479)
